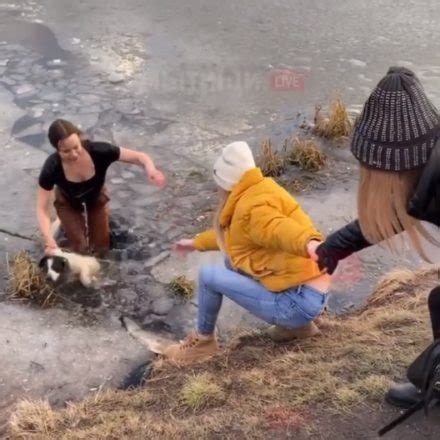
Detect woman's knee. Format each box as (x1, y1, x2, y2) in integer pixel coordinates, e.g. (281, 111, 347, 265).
(198, 265, 219, 288)
(199, 266, 213, 286)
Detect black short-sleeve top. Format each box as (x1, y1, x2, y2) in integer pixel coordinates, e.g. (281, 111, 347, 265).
(38, 141, 120, 205)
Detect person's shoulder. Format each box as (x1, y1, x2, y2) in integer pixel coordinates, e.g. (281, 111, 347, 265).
(87, 141, 115, 152)
(41, 152, 60, 171)
(242, 182, 281, 211)
(39, 153, 60, 189)
(247, 178, 297, 211)
(253, 177, 289, 199)
(87, 140, 120, 164)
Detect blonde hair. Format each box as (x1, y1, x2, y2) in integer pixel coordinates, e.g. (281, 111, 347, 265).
(358, 164, 439, 261)
(213, 190, 230, 253)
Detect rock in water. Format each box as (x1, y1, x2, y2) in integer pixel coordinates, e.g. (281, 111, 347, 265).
(108, 73, 125, 84)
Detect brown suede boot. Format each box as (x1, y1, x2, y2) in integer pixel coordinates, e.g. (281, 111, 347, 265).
(163, 331, 219, 365)
(266, 322, 321, 342)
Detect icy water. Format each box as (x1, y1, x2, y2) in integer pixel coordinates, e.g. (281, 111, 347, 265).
(2, 0, 440, 425)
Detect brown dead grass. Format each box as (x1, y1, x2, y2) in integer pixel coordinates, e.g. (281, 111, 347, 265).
(288, 178, 306, 193)
(8, 251, 56, 307)
(314, 97, 352, 139)
(8, 265, 440, 440)
(168, 275, 195, 301)
(285, 137, 327, 172)
(257, 138, 285, 177)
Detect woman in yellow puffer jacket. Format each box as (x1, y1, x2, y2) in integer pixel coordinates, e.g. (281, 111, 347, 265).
(164, 141, 330, 364)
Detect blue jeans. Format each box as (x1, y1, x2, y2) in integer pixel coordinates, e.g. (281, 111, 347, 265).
(197, 264, 329, 335)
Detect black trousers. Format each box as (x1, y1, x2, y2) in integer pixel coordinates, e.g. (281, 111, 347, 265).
(429, 287, 440, 340)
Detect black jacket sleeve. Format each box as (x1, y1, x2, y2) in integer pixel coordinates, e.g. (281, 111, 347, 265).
(316, 220, 372, 274)
(408, 140, 440, 227)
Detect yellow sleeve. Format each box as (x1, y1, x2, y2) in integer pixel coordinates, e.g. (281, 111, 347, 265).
(249, 203, 323, 258)
(193, 229, 220, 251)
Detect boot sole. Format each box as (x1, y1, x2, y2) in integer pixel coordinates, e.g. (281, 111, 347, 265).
(164, 351, 218, 367)
(267, 330, 322, 342)
(385, 393, 421, 409)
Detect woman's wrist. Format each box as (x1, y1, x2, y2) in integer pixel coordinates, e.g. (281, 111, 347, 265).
(142, 155, 155, 173)
(306, 239, 321, 261)
(145, 163, 157, 176)
(44, 236, 57, 248)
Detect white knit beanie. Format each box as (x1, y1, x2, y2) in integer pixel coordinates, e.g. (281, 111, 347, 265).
(213, 141, 256, 191)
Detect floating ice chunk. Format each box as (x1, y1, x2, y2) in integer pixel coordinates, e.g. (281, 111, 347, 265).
(15, 84, 36, 96)
(358, 74, 372, 82)
(46, 59, 67, 68)
(121, 171, 136, 179)
(348, 59, 367, 68)
(108, 73, 125, 84)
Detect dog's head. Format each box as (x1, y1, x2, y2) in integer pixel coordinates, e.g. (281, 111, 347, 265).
(39, 255, 70, 284)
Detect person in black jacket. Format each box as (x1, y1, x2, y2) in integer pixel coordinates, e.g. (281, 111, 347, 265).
(314, 66, 440, 409)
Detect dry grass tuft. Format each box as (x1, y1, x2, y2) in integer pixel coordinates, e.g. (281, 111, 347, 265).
(168, 275, 195, 300)
(8, 251, 56, 307)
(9, 400, 57, 437)
(285, 137, 327, 172)
(180, 373, 226, 410)
(364, 266, 438, 310)
(8, 264, 440, 439)
(355, 375, 393, 400)
(288, 178, 306, 193)
(9, 389, 154, 440)
(314, 97, 352, 139)
(257, 138, 285, 177)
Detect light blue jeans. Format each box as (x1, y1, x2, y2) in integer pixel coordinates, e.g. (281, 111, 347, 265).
(197, 264, 329, 335)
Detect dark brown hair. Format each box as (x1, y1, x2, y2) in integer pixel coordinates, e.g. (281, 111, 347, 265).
(48, 119, 83, 149)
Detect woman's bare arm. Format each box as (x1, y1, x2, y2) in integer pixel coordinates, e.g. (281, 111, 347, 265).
(119, 147, 166, 187)
(36, 187, 58, 253)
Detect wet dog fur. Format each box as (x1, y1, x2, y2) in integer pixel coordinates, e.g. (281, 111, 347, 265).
(39, 249, 100, 287)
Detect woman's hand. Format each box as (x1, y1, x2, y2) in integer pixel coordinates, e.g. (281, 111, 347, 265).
(146, 166, 166, 187)
(307, 239, 321, 262)
(174, 238, 196, 257)
(44, 240, 59, 256)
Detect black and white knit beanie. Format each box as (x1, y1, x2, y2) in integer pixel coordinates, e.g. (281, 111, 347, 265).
(351, 66, 440, 171)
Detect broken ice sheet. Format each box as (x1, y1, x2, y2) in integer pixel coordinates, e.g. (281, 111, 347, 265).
(47, 59, 67, 68)
(14, 84, 36, 96)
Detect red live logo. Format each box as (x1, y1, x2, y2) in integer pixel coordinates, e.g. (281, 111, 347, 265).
(270, 69, 306, 91)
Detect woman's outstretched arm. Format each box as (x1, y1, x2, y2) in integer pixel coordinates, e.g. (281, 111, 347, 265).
(118, 147, 166, 187)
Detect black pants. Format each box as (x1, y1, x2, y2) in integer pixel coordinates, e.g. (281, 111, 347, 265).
(429, 287, 440, 340)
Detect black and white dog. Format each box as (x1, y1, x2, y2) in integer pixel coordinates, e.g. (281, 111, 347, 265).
(39, 249, 101, 287)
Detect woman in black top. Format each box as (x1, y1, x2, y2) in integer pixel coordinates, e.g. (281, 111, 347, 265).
(311, 67, 440, 408)
(37, 119, 165, 255)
